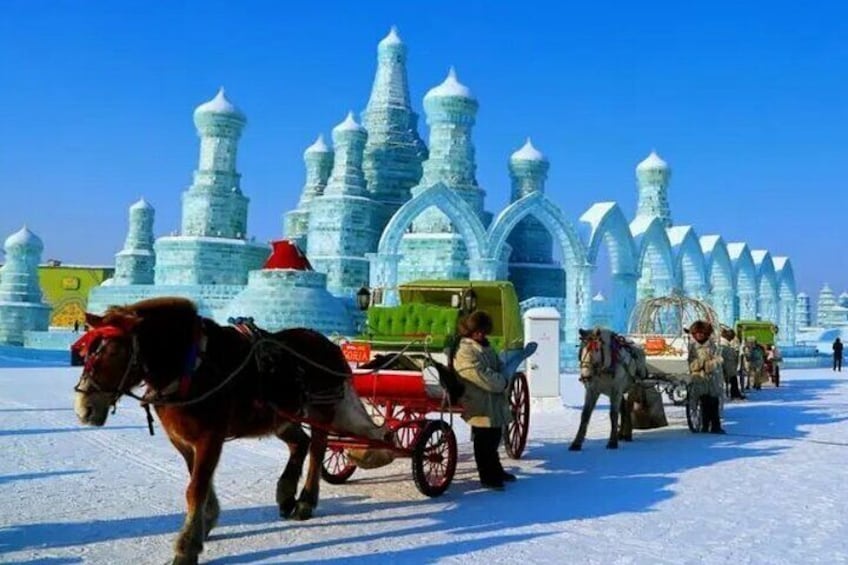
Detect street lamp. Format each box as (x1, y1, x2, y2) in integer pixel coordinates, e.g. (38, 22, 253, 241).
(462, 288, 477, 313)
(356, 287, 371, 311)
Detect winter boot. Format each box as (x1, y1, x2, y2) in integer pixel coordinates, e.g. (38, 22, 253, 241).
(708, 396, 726, 434)
(699, 396, 710, 433)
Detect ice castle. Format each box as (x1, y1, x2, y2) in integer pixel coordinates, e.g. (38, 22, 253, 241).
(80, 27, 799, 358)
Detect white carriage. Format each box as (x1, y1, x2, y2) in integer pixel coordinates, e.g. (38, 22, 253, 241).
(627, 294, 723, 432)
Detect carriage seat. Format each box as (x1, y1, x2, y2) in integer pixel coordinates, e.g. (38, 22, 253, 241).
(357, 304, 460, 351)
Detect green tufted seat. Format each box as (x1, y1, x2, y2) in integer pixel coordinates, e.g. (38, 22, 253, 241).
(356, 304, 460, 351)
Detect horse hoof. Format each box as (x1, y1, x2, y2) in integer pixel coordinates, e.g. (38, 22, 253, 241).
(292, 501, 313, 521)
(279, 498, 296, 519)
(623, 436, 633, 442)
(170, 556, 198, 565)
(606, 442, 619, 449)
(568, 444, 582, 452)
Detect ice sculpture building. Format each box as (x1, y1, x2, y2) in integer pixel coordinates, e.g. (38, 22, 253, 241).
(82, 27, 799, 358)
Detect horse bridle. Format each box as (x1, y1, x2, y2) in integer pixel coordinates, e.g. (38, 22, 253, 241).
(73, 330, 141, 412)
(578, 336, 605, 382)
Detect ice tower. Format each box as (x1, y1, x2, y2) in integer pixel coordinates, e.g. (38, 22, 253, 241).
(113, 198, 155, 285)
(0, 226, 51, 345)
(398, 68, 486, 282)
(154, 88, 267, 285)
(635, 151, 672, 227)
(361, 26, 428, 231)
(796, 292, 812, 328)
(306, 112, 379, 296)
(634, 152, 674, 299)
(505, 139, 564, 300)
(284, 135, 334, 251)
(816, 284, 838, 327)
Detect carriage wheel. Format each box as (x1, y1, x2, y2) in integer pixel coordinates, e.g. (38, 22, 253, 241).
(504, 371, 530, 459)
(393, 408, 425, 450)
(667, 383, 687, 406)
(321, 446, 357, 484)
(685, 386, 702, 433)
(411, 420, 457, 498)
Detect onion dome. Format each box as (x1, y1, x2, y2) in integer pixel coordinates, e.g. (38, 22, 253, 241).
(510, 138, 547, 162)
(4, 225, 43, 252)
(424, 67, 475, 101)
(378, 26, 403, 50)
(193, 87, 246, 131)
(332, 111, 366, 134)
(636, 150, 669, 173)
(129, 197, 153, 211)
(636, 150, 670, 184)
(304, 134, 331, 156)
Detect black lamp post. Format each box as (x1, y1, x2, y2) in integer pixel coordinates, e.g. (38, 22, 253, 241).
(462, 288, 477, 313)
(356, 287, 371, 311)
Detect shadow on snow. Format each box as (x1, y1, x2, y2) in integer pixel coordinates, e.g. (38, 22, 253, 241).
(2, 375, 845, 563)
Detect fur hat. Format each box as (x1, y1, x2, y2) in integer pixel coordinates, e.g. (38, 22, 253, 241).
(720, 327, 736, 342)
(458, 310, 494, 337)
(687, 320, 714, 338)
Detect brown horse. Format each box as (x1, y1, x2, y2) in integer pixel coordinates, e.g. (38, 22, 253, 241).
(72, 297, 387, 565)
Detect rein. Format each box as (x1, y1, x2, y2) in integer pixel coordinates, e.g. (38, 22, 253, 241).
(74, 319, 427, 436)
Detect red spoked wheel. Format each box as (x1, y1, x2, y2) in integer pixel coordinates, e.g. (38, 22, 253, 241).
(321, 445, 357, 484)
(411, 420, 457, 497)
(393, 408, 425, 450)
(504, 371, 530, 459)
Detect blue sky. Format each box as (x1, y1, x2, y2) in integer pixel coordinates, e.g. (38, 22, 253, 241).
(0, 0, 845, 296)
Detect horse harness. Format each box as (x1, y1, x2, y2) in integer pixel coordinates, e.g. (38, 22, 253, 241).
(72, 320, 208, 435)
(73, 317, 350, 435)
(579, 332, 628, 383)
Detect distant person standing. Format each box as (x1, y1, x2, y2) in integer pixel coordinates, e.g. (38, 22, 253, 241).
(73, 320, 80, 333)
(833, 338, 844, 372)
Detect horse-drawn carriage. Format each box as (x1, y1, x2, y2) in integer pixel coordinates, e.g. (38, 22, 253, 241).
(323, 280, 532, 497)
(626, 294, 723, 432)
(736, 320, 780, 387)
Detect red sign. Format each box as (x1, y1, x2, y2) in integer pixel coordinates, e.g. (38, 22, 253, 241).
(645, 337, 667, 354)
(342, 342, 372, 364)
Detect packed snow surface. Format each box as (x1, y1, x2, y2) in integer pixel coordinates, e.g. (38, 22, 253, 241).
(1, 366, 846, 564)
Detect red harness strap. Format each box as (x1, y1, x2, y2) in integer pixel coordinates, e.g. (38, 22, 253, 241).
(71, 326, 126, 357)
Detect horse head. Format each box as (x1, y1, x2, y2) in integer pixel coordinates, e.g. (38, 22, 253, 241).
(577, 328, 601, 380)
(73, 308, 143, 426)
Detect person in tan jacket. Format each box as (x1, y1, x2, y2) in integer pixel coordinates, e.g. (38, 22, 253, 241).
(453, 310, 515, 490)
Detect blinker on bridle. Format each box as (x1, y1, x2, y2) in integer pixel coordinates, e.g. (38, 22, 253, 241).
(72, 325, 139, 415)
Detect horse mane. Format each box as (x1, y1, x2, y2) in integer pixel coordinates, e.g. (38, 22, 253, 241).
(109, 297, 204, 382)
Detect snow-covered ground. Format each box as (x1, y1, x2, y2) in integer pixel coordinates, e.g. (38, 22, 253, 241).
(1, 366, 847, 564)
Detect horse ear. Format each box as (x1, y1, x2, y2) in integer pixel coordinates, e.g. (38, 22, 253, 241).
(85, 313, 104, 328)
(112, 312, 142, 333)
(593, 328, 601, 337)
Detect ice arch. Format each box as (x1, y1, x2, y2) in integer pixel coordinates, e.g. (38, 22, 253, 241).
(630, 216, 675, 301)
(700, 235, 735, 326)
(727, 243, 757, 321)
(487, 192, 589, 342)
(667, 226, 708, 300)
(752, 250, 779, 325)
(773, 256, 797, 345)
(579, 202, 638, 331)
(370, 183, 488, 302)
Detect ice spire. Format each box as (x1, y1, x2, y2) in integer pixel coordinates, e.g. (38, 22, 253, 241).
(635, 150, 672, 228)
(412, 66, 483, 231)
(182, 87, 249, 239)
(361, 26, 428, 230)
(114, 198, 155, 285)
(283, 134, 334, 248)
(509, 138, 549, 200)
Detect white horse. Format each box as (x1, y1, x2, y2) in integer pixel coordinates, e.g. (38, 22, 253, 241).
(570, 328, 648, 450)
